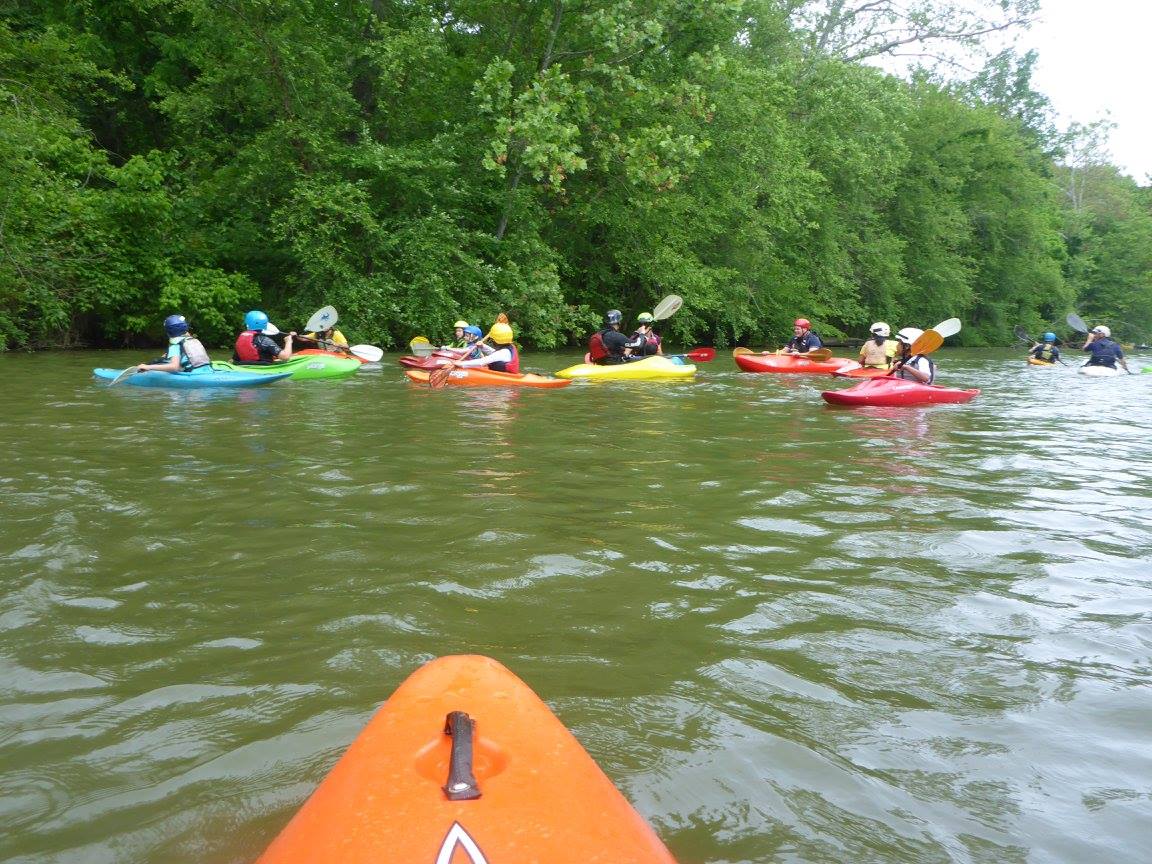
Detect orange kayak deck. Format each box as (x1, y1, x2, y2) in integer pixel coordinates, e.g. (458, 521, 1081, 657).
(404, 368, 570, 389)
(257, 655, 677, 864)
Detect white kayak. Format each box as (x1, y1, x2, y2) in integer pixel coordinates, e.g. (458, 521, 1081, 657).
(1078, 364, 1122, 377)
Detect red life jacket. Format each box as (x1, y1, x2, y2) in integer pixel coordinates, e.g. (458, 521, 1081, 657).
(489, 344, 520, 374)
(234, 330, 261, 362)
(588, 332, 608, 361)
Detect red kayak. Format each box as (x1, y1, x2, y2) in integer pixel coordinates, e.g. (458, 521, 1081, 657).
(822, 377, 979, 407)
(833, 366, 892, 378)
(398, 354, 452, 369)
(734, 352, 852, 374)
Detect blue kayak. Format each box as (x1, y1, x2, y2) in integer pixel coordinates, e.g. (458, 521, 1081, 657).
(93, 368, 292, 388)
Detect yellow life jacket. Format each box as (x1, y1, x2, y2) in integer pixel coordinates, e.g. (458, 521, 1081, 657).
(858, 339, 890, 368)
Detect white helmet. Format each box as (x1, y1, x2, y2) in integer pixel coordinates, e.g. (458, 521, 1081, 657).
(869, 322, 891, 337)
(896, 327, 923, 345)
(1091, 325, 1111, 337)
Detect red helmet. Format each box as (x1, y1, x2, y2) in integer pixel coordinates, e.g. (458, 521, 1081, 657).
(794, 318, 811, 329)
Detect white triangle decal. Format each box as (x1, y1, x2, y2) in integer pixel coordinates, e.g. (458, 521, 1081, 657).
(435, 822, 489, 864)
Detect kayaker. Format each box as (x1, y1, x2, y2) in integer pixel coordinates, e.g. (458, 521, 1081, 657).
(233, 310, 296, 363)
(588, 309, 633, 364)
(446, 320, 470, 349)
(462, 325, 487, 360)
(891, 327, 935, 383)
(458, 320, 519, 372)
(304, 323, 347, 347)
(782, 318, 822, 354)
(1082, 325, 1132, 373)
(629, 312, 662, 356)
(1028, 332, 1061, 365)
(857, 322, 896, 369)
(136, 315, 213, 375)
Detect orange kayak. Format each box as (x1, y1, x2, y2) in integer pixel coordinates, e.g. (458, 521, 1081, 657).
(404, 367, 570, 389)
(257, 655, 678, 864)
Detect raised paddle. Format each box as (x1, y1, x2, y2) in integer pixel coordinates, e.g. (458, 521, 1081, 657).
(1067, 313, 1089, 334)
(652, 294, 683, 321)
(305, 305, 339, 334)
(1014, 325, 1032, 344)
(886, 318, 954, 377)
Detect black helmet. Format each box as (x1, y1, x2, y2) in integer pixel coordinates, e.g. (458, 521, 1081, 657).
(605, 309, 622, 325)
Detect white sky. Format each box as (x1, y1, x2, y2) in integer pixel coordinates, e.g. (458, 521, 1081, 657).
(1023, 0, 1151, 182)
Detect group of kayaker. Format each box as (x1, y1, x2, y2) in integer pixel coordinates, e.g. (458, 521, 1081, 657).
(587, 310, 663, 364)
(786, 318, 936, 384)
(1026, 326, 1131, 372)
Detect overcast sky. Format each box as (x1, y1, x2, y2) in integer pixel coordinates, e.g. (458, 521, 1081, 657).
(1023, 0, 1150, 181)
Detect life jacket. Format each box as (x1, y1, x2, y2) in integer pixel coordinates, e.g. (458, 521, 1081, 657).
(894, 355, 935, 384)
(233, 330, 262, 363)
(588, 331, 609, 361)
(1086, 339, 1120, 367)
(1033, 344, 1056, 362)
(859, 338, 889, 368)
(176, 337, 211, 371)
(630, 331, 660, 356)
(488, 343, 519, 374)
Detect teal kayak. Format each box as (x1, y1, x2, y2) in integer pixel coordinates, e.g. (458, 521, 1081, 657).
(212, 354, 360, 380)
(93, 368, 292, 388)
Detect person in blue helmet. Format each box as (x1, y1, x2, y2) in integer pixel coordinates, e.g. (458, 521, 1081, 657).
(136, 315, 213, 374)
(1081, 325, 1132, 373)
(462, 325, 488, 360)
(233, 310, 295, 363)
(1027, 332, 1062, 365)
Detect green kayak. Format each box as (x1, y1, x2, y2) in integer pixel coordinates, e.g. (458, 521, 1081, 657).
(212, 354, 360, 380)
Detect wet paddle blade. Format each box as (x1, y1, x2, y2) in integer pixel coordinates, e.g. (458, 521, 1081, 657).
(350, 344, 383, 362)
(108, 366, 138, 386)
(1014, 325, 1032, 343)
(1066, 313, 1088, 334)
(305, 306, 338, 333)
(428, 365, 454, 389)
(909, 330, 944, 355)
(932, 318, 962, 338)
(685, 347, 716, 362)
(652, 295, 683, 321)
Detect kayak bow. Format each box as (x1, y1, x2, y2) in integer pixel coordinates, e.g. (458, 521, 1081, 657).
(822, 377, 979, 407)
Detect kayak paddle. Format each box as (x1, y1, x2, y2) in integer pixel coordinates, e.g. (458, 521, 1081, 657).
(887, 317, 956, 376)
(1014, 325, 1032, 344)
(666, 347, 715, 362)
(1067, 312, 1089, 334)
(349, 344, 383, 362)
(428, 315, 503, 388)
(652, 294, 683, 321)
(305, 305, 339, 334)
(409, 336, 435, 357)
(107, 366, 139, 386)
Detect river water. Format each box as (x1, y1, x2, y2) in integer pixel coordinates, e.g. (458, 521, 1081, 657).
(1, 349, 1150, 864)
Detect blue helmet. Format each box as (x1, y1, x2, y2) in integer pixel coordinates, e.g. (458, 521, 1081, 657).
(1043, 331, 1056, 342)
(163, 314, 189, 337)
(605, 309, 622, 325)
(244, 310, 269, 331)
(464, 325, 483, 339)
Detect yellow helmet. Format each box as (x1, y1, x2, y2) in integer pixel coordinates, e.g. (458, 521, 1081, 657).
(453, 320, 469, 330)
(489, 322, 514, 344)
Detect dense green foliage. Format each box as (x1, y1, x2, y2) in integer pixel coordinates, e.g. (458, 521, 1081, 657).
(2, 1, 1148, 350)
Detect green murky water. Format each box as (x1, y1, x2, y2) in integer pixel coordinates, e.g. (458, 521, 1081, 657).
(2, 349, 1150, 863)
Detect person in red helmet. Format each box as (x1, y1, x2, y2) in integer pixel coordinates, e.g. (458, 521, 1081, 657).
(782, 318, 822, 354)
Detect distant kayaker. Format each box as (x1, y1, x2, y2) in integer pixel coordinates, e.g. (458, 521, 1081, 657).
(446, 320, 470, 349)
(1082, 325, 1131, 373)
(890, 327, 935, 383)
(629, 312, 662, 356)
(588, 310, 634, 364)
(234, 310, 295, 363)
(301, 323, 349, 355)
(136, 315, 213, 375)
(782, 318, 822, 354)
(457, 320, 519, 373)
(1028, 332, 1061, 365)
(857, 322, 896, 369)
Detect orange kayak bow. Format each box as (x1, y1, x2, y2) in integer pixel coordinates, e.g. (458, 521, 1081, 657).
(257, 655, 677, 864)
(403, 367, 570, 389)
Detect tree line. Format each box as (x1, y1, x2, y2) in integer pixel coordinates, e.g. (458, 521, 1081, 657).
(2, 0, 1149, 351)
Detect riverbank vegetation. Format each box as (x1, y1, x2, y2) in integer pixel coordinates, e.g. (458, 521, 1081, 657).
(2, 0, 1149, 350)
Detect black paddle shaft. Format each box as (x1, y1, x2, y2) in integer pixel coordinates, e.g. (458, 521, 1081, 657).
(442, 711, 482, 800)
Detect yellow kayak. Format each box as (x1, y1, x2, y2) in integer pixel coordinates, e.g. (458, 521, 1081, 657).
(554, 355, 696, 381)
(1027, 357, 1057, 366)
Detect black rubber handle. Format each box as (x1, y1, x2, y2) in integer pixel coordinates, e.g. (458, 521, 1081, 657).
(443, 711, 481, 800)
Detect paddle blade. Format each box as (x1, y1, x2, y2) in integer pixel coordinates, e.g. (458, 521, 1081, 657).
(804, 348, 833, 361)
(685, 347, 716, 362)
(108, 366, 138, 386)
(932, 317, 962, 338)
(305, 306, 338, 333)
(1014, 325, 1031, 343)
(1066, 312, 1088, 333)
(409, 336, 435, 357)
(349, 344, 383, 362)
(428, 365, 454, 389)
(909, 330, 944, 355)
(732, 347, 754, 356)
(652, 295, 683, 321)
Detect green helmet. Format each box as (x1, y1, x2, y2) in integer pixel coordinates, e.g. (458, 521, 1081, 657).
(636, 312, 654, 324)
